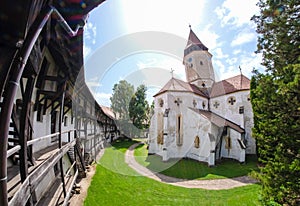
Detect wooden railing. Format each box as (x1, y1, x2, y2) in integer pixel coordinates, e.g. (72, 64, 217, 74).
(7, 129, 79, 206)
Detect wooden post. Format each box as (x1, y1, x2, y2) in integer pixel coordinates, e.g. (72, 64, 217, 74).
(0, 7, 53, 206)
(59, 82, 67, 197)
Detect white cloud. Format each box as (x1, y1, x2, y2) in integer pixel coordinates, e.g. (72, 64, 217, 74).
(93, 92, 112, 107)
(233, 49, 242, 55)
(86, 81, 101, 88)
(213, 59, 226, 81)
(137, 58, 157, 70)
(84, 22, 97, 44)
(231, 31, 256, 47)
(226, 57, 238, 65)
(121, 0, 207, 38)
(83, 45, 92, 58)
(239, 52, 263, 77)
(213, 48, 229, 59)
(196, 24, 220, 50)
(214, 0, 259, 27)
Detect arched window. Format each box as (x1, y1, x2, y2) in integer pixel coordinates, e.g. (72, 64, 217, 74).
(157, 113, 164, 144)
(176, 115, 183, 146)
(194, 136, 200, 148)
(225, 136, 231, 149)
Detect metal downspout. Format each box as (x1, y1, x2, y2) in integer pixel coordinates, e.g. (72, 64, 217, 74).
(0, 5, 85, 205)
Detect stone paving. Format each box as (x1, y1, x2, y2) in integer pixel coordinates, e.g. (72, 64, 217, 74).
(125, 143, 258, 190)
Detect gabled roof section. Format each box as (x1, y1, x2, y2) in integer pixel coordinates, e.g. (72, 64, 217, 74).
(184, 28, 208, 56)
(190, 108, 245, 133)
(101, 106, 115, 120)
(210, 74, 250, 98)
(154, 77, 207, 97)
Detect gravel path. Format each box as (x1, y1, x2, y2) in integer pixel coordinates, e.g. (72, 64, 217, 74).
(125, 143, 258, 190)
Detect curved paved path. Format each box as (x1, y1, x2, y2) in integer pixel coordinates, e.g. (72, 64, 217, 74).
(125, 143, 258, 190)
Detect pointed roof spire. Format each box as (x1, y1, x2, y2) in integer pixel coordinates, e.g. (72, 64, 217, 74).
(184, 25, 208, 56)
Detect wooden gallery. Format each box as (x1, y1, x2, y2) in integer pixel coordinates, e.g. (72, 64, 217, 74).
(0, 1, 117, 205)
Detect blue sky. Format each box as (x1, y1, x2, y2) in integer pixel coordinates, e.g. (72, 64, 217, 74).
(82, 0, 263, 106)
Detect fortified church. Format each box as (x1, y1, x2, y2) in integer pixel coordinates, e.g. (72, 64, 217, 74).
(148, 28, 256, 166)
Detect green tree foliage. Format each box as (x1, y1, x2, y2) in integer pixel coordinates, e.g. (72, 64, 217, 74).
(110, 80, 134, 120)
(251, 0, 300, 205)
(129, 84, 149, 130)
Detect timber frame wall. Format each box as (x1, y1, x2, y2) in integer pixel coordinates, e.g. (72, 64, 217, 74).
(0, 1, 116, 205)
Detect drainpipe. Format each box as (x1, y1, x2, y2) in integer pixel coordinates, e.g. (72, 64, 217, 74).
(0, 5, 86, 205)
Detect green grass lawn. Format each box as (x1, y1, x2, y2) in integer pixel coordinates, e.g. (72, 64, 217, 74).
(135, 143, 259, 180)
(84, 140, 261, 206)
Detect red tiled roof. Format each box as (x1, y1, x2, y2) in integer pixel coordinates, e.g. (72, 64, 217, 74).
(210, 74, 250, 97)
(101, 106, 115, 119)
(154, 77, 207, 97)
(190, 108, 245, 133)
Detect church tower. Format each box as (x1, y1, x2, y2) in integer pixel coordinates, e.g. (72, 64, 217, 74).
(183, 26, 215, 88)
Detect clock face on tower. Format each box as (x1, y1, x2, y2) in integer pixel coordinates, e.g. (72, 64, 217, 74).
(188, 57, 192, 62)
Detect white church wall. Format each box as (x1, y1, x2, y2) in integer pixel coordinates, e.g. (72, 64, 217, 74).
(211, 90, 255, 154)
(221, 128, 245, 162)
(185, 109, 214, 165)
(149, 91, 213, 162)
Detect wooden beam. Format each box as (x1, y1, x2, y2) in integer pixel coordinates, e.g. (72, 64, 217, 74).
(8, 178, 31, 206)
(62, 169, 78, 206)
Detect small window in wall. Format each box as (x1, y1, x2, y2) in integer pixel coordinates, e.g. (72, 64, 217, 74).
(37, 104, 44, 122)
(193, 99, 197, 108)
(200, 61, 203, 65)
(202, 101, 206, 109)
(228, 96, 236, 105)
(176, 115, 183, 146)
(225, 136, 231, 149)
(64, 116, 68, 126)
(239, 106, 244, 114)
(158, 98, 164, 107)
(247, 94, 251, 101)
(71, 114, 74, 124)
(194, 136, 200, 148)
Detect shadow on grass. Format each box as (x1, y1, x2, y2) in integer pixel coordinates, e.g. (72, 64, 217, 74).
(136, 144, 259, 180)
(109, 139, 137, 152)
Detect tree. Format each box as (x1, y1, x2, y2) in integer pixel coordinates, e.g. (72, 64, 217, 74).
(129, 84, 149, 130)
(251, 1, 300, 205)
(110, 80, 134, 120)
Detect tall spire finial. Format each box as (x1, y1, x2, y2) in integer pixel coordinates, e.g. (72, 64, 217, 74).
(170, 68, 174, 78)
(239, 65, 242, 75)
(189, 24, 192, 30)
